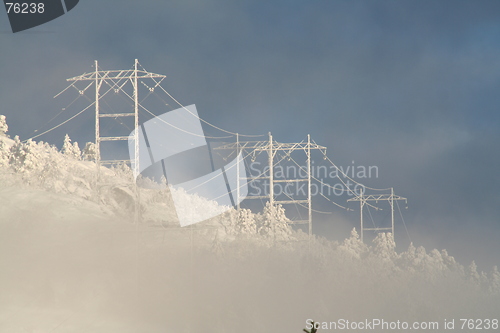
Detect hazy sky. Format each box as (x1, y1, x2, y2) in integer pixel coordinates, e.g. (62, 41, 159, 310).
(1, 0, 499, 268)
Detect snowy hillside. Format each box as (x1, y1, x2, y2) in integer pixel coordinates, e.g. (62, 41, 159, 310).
(1, 116, 499, 332)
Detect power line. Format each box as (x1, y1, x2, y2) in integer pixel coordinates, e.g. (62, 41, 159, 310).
(145, 73, 265, 138)
(396, 199, 412, 243)
(28, 60, 410, 244)
(321, 152, 391, 192)
(285, 152, 381, 211)
(24, 100, 95, 142)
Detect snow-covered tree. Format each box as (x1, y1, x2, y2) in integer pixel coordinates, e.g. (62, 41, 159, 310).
(0, 115, 8, 137)
(467, 261, 481, 285)
(237, 208, 257, 235)
(372, 232, 396, 261)
(440, 249, 460, 272)
(9, 137, 42, 174)
(111, 162, 134, 182)
(82, 142, 97, 161)
(399, 242, 417, 267)
(338, 228, 368, 260)
(72, 142, 81, 159)
(0, 115, 9, 167)
(256, 202, 292, 240)
(0, 139, 9, 167)
(62, 134, 81, 160)
(490, 266, 500, 294)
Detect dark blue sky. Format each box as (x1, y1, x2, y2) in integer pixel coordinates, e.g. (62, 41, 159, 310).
(1, 0, 500, 268)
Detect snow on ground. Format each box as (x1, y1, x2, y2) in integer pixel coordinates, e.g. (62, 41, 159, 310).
(0, 123, 500, 332)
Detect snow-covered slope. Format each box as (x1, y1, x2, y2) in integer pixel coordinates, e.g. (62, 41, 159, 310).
(1, 121, 499, 333)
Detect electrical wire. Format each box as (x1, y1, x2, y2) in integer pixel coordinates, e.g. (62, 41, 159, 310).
(53, 81, 78, 98)
(310, 138, 390, 192)
(279, 188, 333, 215)
(138, 103, 233, 140)
(33, 61, 409, 236)
(396, 199, 412, 243)
(27, 75, 135, 141)
(181, 148, 255, 196)
(137, 61, 264, 139)
(204, 148, 291, 202)
(27, 95, 81, 137)
(366, 205, 377, 229)
(46, 61, 265, 143)
(24, 101, 95, 141)
(286, 153, 381, 210)
(84, 68, 237, 140)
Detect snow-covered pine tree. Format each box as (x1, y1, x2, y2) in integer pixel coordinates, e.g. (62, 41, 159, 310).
(82, 142, 97, 161)
(72, 141, 81, 160)
(237, 208, 257, 235)
(256, 201, 292, 240)
(398, 242, 417, 270)
(9, 136, 26, 172)
(440, 249, 460, 272)
(9, 137, 42, 174)
(372, 232, 397, 261)
(0, 115, 10, 167)
(0, 115, 8, 137)
(490, 266, 500, 294)
(62, 134, 81, 160)
(62, 134, 72, 156)
(338, 228, 368, 260)
(0, 139, 9, 167)
(467, 261, 481, 285)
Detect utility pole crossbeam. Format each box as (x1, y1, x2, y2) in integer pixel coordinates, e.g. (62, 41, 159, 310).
(347, 188, 407, 242)
(215, 133, 326, 238)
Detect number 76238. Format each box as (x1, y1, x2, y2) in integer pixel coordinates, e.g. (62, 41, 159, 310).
(5, 2, 45, 14)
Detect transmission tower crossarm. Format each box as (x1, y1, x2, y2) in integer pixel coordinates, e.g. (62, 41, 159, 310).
(275, 200, 309, 204)
(99, 136, 130, 141)
(273, 179, 308, 183)
(67, 70, 165, 81)
(347, 194, 407, 202)
(244, 196, 270, 200)
(215, 140, 326, 152)
(99, 113, 135, 118)
(100, 159, 130, 165)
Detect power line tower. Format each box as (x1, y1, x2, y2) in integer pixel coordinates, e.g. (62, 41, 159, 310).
(347, 188, 407, 242)
(63, 59, 166, 225)
(216, 133, 326, 238)
(65, 59, 166, 177)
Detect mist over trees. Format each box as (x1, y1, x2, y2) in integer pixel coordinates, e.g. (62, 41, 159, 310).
(1, 115, 499, 332)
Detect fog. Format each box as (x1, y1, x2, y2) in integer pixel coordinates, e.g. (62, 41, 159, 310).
(1, 195, 498, 332)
